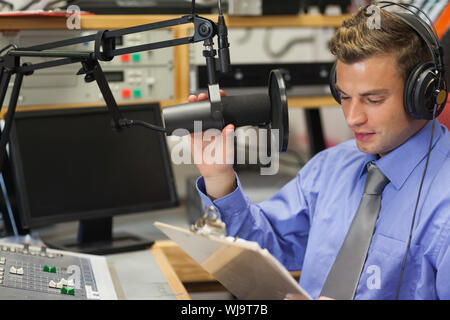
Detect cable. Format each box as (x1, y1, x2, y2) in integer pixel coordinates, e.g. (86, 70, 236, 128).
(394, 104, 438, 300)
(118, 118, 167, 133)
(44, 0, 72, 11)
(191, 0, 196, 14)
(263, 29, 314, 59)
(19, 0, 41, 11)
(0, 0, 13, 10)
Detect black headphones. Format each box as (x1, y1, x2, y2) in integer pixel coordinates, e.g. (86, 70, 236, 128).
(329, 1, 448, 120)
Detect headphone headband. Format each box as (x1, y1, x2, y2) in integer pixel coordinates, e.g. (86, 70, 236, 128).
(376, 1, 445, 88)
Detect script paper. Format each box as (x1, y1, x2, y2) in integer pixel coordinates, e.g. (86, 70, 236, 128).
(154, 221, 311, 300)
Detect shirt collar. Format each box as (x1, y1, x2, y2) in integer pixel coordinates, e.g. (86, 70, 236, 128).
(358, 153, 378, 179)
(366, 120, 444, 190)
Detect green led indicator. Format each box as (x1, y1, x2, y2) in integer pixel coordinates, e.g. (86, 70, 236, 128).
(131, 53, 141, 62)
(133, 89, 142, 98)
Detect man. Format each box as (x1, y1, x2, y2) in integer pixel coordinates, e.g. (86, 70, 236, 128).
(189, 7, 450, 299)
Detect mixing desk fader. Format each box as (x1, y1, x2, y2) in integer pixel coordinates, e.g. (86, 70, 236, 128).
(0, 241, 117, 300)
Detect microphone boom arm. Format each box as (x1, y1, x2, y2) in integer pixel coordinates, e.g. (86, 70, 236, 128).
(0, 13, 227, 171)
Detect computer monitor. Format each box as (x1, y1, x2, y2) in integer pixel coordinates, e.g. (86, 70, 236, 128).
(5, 103, 178, 254)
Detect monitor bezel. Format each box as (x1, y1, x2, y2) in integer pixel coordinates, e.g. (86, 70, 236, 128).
(7, 103, 178, 229)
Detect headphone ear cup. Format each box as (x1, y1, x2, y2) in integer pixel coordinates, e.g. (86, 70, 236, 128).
(329, 62, 341, 104)
(404, 62, 443, 120)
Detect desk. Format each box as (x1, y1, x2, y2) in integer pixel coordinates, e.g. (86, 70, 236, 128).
(4, 200, 301, 299)
(108, 248, 189, 300)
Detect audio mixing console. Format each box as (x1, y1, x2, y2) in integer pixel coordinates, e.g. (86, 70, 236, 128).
(0, 241, 117, 300)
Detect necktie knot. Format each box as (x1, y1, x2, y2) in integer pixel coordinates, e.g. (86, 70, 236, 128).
(364, 162, 390, 195)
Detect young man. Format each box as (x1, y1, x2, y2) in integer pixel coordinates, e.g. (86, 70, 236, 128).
(189, 7, 450, 299)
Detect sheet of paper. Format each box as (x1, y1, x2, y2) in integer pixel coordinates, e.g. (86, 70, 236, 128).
(154, 221, 312, 300)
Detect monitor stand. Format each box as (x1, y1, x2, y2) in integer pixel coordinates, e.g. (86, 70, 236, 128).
(44, 217, 154, 255)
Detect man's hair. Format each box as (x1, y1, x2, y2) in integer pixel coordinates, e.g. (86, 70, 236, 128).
(329, 6, 432, 81)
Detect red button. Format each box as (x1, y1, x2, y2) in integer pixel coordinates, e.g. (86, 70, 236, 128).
(121, 88, 131, 98)
(120, 54, 131, 62)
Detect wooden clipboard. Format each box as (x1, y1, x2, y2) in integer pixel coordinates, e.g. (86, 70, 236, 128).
(154, 221, 312, 300)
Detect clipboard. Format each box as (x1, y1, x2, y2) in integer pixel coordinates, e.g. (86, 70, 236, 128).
(154, 211, 311, 300)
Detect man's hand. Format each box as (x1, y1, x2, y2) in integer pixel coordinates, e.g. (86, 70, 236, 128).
(188, 90, 237, 200)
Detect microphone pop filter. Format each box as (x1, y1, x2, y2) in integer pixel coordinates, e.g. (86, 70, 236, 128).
(268, 69, 289, 153)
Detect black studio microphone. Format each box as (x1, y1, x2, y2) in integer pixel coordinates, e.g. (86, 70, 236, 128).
(162, 69, 289, 153)
(217, 8, 231, 74)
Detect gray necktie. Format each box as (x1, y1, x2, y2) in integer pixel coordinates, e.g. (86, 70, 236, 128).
(320, 162, 390, 300)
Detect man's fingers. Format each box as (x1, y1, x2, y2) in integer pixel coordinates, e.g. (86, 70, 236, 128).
(198, 93, 208, 101)
(224, 123, 235, 131)
(188, 95, 198, 102)
(189, 90, 227, 103)
(223, 124, 235, 136)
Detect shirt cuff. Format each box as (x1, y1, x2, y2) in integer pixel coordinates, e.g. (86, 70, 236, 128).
(195, 173, 250, 218)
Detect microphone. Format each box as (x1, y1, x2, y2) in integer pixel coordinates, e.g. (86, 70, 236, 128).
(217, 12, 231, 74)
(162, 69, 289, 153)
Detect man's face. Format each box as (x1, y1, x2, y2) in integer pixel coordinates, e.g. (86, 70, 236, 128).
(336, 53, 427, 157)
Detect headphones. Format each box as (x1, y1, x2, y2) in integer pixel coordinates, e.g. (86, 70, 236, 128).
(329, 1, 448, 120)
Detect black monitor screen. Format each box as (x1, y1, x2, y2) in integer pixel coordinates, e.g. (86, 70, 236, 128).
(8, 104, 178, 229)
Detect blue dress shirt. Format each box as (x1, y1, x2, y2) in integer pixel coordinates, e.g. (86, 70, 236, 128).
(196, 120, 450, 300)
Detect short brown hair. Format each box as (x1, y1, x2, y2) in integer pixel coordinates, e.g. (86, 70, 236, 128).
(329, 5, 432, 81)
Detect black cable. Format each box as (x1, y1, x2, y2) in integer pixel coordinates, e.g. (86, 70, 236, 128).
(263, 29, 314, 59)
(118, 118, 167, 133)
(191, 0, 196, 14)
(44, 0, 78, 11)
(131, 120, 167, 133)
(19, 0, 41, 11)
(0, 0, 13, 10)
(394, 105, 438, 300)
